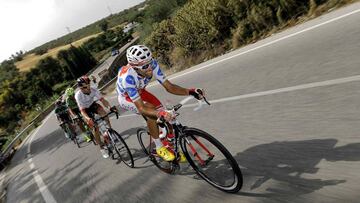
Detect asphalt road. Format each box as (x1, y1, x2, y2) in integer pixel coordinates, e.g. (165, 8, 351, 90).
(4, 3, 360, 203)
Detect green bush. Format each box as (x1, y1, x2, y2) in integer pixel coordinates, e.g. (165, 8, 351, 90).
(145, 19, 176, 66)
(172, 0, 234, 54)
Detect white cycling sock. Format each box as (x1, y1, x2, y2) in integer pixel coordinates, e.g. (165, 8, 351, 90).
(154, 139, 163, 149)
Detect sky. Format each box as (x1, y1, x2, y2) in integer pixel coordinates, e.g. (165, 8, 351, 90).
(0, 0, 145, 61)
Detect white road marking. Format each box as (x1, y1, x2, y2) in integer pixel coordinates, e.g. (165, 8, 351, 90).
(117, 74, 360, 118)
(187, 75, 360, 107)
(26, 113, 57, 203)
(28, 158, 57, 203)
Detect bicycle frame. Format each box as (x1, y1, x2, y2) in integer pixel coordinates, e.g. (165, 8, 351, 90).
(155, 102, 215, 167)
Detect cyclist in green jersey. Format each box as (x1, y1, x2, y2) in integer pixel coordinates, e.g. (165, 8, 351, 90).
(65, 87, 91, 142)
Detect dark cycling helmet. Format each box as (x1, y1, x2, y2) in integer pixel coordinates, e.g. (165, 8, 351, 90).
(77, 75, 90, 87)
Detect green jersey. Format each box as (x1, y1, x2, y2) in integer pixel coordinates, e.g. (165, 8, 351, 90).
(66, 96, 78, 110)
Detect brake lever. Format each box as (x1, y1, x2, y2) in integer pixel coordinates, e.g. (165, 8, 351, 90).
(110, 106, 119, 119)
(203, 96, 211, 105)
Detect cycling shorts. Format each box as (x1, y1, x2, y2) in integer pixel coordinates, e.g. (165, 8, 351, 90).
(58, 113, 71, 123)
(84, 102, 102, 119)
(118, 89, 162, 114)
(71, 108, 82, 118)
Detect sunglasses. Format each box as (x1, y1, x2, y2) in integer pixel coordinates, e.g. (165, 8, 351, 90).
(135, 60, 152, 70)
(79, 85, 89, 89)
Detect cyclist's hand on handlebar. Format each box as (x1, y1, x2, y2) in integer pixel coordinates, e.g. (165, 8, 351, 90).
(157, 110, 175, 122)
(189, 88, 205, 100)
(109, 106, 118, 112)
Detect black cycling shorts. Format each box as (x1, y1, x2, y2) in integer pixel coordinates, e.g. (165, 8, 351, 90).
(84, 102, 101, 119)
(72, 108, 82, 118)
(58, 113, 71, 123)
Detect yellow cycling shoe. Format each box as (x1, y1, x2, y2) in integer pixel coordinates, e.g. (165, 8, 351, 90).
(179, 152, 187, 163)
(156, 146, 175, 162)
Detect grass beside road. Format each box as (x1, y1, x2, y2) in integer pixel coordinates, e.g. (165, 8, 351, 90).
(15, 33, 99, 72)
(15, 23, 127, 72)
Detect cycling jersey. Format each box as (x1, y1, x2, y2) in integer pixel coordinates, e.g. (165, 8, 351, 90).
(116, 59, 166, 102)
(65, 95, 78, 110)
(75, 87, 102, 109)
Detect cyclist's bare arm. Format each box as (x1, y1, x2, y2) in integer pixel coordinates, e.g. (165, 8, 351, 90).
(99, 97, 112, 109)
(162, 80, 189, 96)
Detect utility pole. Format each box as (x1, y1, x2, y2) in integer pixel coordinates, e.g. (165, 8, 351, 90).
(66, 27, 74, 47)
(107, 5, 112, 15)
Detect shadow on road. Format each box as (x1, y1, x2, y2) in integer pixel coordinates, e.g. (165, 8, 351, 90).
(117, 127, 141, 141)
(26, 128, 70, 157)
(233, 138, 360, 198)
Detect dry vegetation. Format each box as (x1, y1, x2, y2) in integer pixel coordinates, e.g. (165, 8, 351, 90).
(15, 33, 99, 72)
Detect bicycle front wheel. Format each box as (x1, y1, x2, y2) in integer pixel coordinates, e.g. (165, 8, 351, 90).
(109, 129, 134, 168)
(180, 128, 243, 193)
(137, 128, 175, 174)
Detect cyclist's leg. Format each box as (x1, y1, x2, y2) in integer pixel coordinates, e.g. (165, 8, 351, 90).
(59, 115, 70, 138)
(74, 108, 87, 133)
(85, 105, 104, 148)
(92, 125, 102, 146)
(95, 104, 112, 128)
(139, 89, 176, 137)
(118, 93, 160, 140)
(66, 114, 77, 138)
(119, 91, 175, 161)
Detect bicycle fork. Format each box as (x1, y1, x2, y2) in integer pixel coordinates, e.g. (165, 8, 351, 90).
(183, 136, 215, 167)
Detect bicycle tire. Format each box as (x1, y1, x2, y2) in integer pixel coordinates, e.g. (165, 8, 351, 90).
(73, 133, 80, 148)
(180, 127, 243, 193)
(109, 129, 134, 168)
(136, 128, 175, 174)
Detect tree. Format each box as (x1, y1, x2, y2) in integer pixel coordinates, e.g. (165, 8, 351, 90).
(0, 60, 19, 84)
(99, 20, 109, 32)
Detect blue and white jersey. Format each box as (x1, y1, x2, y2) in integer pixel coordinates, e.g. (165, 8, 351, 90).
(116, 59, 166, 101)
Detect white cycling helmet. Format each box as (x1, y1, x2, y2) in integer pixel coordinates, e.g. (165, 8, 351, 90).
(126, 45, 152, 65)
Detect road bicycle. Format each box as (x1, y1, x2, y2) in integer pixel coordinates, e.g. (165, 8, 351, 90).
(60, 121, 79, 146)
(94, 108, 134, 168)
(137, 96, 243, 193)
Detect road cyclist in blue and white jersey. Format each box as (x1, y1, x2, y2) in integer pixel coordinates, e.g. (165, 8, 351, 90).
(116, 45, 205, 162)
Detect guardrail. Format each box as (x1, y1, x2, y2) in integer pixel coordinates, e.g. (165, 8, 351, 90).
(0, 36, 139, 167)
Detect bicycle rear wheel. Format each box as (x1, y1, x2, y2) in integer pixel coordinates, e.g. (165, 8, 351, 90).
(180, 128, 243, 193)
(109, 129, 134, 168)
(73, 134, 80, 148)
(137, 128, 176, 174)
